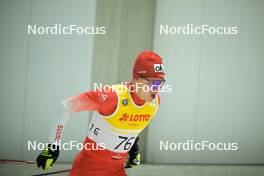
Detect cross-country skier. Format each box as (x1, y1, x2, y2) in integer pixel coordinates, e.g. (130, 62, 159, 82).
(36, 51, 166, 176)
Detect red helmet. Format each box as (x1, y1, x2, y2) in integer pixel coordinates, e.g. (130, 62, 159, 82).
(133, 51, 165, 79)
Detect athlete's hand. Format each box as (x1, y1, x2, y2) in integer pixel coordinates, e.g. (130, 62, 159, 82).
(126, 153, 141, 168)
(36, 144, 60, 170)
(126, 137, 140, 168)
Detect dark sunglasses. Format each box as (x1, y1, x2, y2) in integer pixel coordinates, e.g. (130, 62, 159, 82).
(135, 72, 166, 90)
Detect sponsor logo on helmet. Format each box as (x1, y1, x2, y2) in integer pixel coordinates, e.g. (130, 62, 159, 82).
(138, 70, 147, 74)
(154, 64, 164, 72)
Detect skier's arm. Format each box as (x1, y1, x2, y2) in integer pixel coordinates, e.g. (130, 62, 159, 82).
(49, 87, 117, 144)
(48, 91, 101, 144)
(126, 137, 140, 168)
(37, 87, 117, 170)
(126, 95, 160, 169)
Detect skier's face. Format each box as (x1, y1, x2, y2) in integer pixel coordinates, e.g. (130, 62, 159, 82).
(134, 77, 164, 102)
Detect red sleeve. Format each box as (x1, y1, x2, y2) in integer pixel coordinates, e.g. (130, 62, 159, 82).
(62, 86, 118, 116)
(157, 94, 160, 105)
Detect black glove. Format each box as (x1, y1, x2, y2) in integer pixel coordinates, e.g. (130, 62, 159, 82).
(36, 143, 60, 170)
(126, 137, 140, 168)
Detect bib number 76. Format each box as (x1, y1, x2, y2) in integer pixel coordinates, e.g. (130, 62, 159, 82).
(89, 123, 100, 136)
(114, 136, 135, 150)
